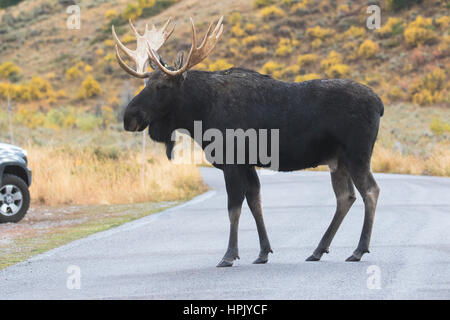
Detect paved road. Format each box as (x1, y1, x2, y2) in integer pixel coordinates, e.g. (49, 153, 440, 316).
(1, 168, 449, 299)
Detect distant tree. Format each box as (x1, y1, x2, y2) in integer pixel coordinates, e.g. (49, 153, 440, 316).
(386, 0, 423, 11)
(78, 75, 102, 99)
(0, 0, 24, 9)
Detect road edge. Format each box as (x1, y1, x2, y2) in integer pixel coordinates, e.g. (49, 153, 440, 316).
(2, 190, 217, 269)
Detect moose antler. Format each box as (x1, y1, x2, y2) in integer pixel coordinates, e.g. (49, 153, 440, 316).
(112, 18, 175, 78)
(147, 16, 224, 77)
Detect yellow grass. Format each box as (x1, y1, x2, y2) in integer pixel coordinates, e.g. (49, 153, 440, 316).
(28, 146, 207, 206)
(372, 144, 450, 177)
(24, 139, 450, 207)
(308, 144, 450, 177)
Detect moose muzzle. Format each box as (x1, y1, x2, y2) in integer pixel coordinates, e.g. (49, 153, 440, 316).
(123, 111, 148, 132)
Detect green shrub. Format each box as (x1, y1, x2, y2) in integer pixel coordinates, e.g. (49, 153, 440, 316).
(409, 68, 446, 106)
(140, 0, 178, 19)
(275, 38, 294, 57)
(121, 3, 142, 20)
(0, 61, 21, 80)
(254, 0, 275, 8)
(377, 17, 404, 38)
(297, 54, 318, 68)
(320, 51, 343, 70)
(78, 75, 102, 99)
(229, 12, 242, 25)
(404, 16, 437, 47)
(430, 117, 450, 136)
(386, 0, 422, 11)
(208, 59, 233, 71)
(260, 5, 285, 20)
(326, 64, 350, 78)
(306, 26, 335, 40)
(358, 40, 379, 59)
(0, 0, 23, 8)
(295, 73, 321, 82)
(259, 61, 284, 76)
(14, 106, 45, 129)
(76, 114, 103, 131)
(45, 108, 66, 129)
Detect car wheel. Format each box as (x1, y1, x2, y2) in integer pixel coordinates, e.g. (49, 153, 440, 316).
(0, 174, 30, 223)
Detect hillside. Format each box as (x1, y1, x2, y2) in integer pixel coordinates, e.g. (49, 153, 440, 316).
(1, 0, 448, 104)
(0, 0, 449, 174)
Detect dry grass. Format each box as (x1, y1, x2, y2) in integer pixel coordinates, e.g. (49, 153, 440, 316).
(372, 143, 450, 176)
(28, 145, 208, 206)
(23, 138, 450, 207)
(310, 143, 450, 176)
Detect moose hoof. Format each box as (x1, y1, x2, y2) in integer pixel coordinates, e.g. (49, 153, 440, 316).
(217, 259, 234, 267)
(305, 254, 321, 262)
(346, 249, 369, 262)
(253, 249, 272, 264)
(253, 256, 269, 264)
(306, 249, 327, 261)
(345, 254, 361, 262)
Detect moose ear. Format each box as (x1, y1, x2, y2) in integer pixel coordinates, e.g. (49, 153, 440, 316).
(148, 51, 169, 70)
(149, 59, 158, 70)
(148, 51, 160, 70)
(174, 51, 184, 70)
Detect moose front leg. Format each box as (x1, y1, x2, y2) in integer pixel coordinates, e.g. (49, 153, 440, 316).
(246, 167, 273, 264)
(217, 167, 247, 268)
(217, 207, 242, 267)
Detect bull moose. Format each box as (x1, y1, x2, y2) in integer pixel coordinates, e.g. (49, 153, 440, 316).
(112, 16, 383, 267)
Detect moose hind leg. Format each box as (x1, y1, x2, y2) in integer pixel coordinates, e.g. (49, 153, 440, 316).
(217, 167, 246, 268)
(346, 170, 380, 262)
(306, 162, 356, 261)
(246, 167, 273, 264)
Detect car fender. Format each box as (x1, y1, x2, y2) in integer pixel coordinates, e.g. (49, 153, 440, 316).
(0, 159, 32, 186)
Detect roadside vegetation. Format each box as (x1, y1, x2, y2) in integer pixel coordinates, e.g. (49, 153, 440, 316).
(372, 144, 449, 176)
(0, 0, 23, 9)
(29, 145, 207, 206)
(0, 128, 208, 270)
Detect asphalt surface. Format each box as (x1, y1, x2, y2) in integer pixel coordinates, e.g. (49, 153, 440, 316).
(1, 168, 449, 299)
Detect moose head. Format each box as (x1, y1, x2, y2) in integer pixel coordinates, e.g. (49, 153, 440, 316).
(112, 17, 223, 138)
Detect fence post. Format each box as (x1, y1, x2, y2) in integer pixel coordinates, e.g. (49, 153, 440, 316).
(7, 94, 14, 144)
